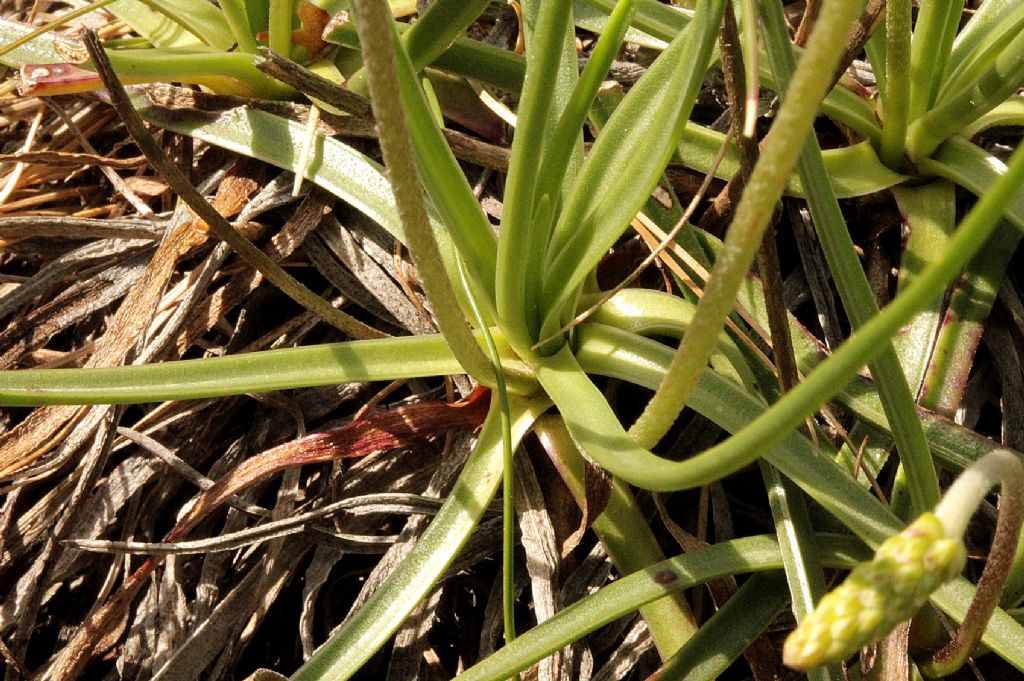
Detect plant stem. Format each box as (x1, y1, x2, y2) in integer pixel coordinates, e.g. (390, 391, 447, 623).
(351, 0, 497, 386)
(922, 450, 1024, 676)
(879, 0, 910, 169)
(219, 0, 259, 54)
(628, 0, 866, 449)
(719, 1, 799, 395)
(268, 0, 294, 58)
(758, 0, 941, 515)
(719, 23, 832, 677)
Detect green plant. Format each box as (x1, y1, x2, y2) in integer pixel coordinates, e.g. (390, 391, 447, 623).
(5, 0, 1024, 679)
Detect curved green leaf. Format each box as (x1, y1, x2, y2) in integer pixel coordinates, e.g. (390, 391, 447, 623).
(961, 96, 1024, 135)
(574, 325, 1024, 672)
(542, 128, 1024, 494)
(919, 136, 1024, 232)
(676, 124, 908, 198)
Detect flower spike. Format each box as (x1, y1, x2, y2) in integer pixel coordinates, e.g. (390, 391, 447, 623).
(785, 449, 1024, 673)
(783, 512, 967, 670)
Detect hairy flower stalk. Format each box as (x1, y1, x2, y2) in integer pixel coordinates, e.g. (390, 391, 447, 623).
(784, 449, 1024, 672)
(351, 0, 496, 387)
(628, 0, 866, 448)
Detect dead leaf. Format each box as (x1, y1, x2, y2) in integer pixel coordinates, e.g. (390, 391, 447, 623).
(292, 2, 331, 56)
(122, 176, 169, 197)
(0, 171, 259, 479)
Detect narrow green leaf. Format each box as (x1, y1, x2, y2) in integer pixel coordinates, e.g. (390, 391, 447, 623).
(108, 0, 205, 48)
(0, 15, 91, 64)
(760, 462, 839, 681)
(943, 0, 1024, 94)
(268, 0, 294, 57)
(112, 0, 236, 50)
(0, 335, 464, 407)
(292, 395, 550, 681)
(535, 0, 636, 219)
(651, 571, 791, 681)
(890, 180, 956, 390)
(907, 0, 964, 122)
(134, 89, 405, 235)
(539, 0, 725, 340)
(676, 125, 908, 198)
(574, 0, 665, 50)
(453, 536, 868, 681)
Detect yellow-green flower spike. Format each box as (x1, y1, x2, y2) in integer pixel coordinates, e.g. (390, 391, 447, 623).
(783, 513, 967, 671)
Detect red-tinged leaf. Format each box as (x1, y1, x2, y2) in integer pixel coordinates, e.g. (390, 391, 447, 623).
(51, 386, 492, 678)
(168, 384, 491, 540)
(19, 63, 101, 96)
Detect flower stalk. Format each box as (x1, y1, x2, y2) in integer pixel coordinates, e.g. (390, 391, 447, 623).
(920, 449, 1024, 677)
(351, 0, 496, 387)
(628, 0, 865, 448)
